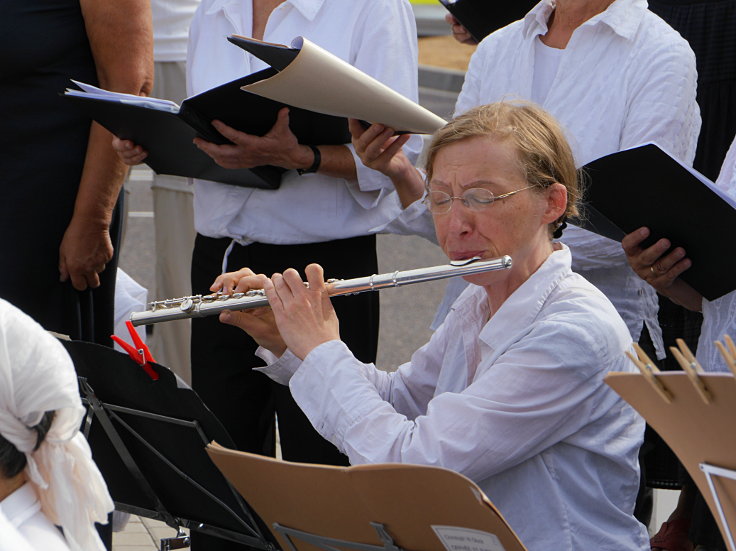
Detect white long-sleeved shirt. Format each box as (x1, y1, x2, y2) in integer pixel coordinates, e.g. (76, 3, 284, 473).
(186, 0, 421, 245)
(698, 136, 736, 372)
(0, 484, 70, 551)
(256, 246, 648, 551)
(399, 0, 701, 355)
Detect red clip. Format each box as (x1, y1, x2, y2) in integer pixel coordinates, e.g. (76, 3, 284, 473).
(111, 320, 159, 380)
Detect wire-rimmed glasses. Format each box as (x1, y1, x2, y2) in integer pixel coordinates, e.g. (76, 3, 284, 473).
(424, 185, 534, 214)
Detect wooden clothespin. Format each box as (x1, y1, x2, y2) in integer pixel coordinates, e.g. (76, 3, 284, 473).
(626, 342, 672, 404)
(670, 338, 711, 404)
(714, 334, 736, 378)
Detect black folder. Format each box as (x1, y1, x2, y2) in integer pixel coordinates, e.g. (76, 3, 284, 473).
(65, 71, 350, 189)
(578, 143, 736, 301)
(227, 36, 300, 70)
(438, 0, 536, 43)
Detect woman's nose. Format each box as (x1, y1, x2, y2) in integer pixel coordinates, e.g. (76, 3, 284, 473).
(444, 200, 475, 233)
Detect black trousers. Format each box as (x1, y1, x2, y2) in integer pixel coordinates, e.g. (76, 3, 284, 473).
(190, 233, 379, 463)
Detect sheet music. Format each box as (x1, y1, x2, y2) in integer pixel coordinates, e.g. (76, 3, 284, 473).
(432, 526, 506, 551)
(66, 80, 181, 114)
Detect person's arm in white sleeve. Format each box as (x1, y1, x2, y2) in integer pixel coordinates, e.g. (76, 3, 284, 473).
(254, 316, 451, 419)
(290, 319, 625, 483)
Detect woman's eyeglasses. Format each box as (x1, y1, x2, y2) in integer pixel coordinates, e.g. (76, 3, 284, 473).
(424, 185, 534, 214)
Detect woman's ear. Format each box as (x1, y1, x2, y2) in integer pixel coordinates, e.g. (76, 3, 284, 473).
(542, 182, 567, 225)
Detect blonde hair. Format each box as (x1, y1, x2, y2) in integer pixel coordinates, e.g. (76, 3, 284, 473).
(426, 101, 581, 236)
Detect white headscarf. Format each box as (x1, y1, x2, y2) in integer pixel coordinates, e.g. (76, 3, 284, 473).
(0, 299, 113, 551)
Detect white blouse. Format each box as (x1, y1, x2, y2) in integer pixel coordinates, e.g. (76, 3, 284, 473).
(0, 484, 70, 551)
(0, 508, 34, 551)
(256, 246, 648, 550)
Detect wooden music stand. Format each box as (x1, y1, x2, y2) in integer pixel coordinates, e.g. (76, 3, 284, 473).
(606, 369, 736, 550)
(206, 443, 526, 551)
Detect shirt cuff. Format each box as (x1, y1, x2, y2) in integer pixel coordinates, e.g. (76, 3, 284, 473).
(253, 347, 302, 385)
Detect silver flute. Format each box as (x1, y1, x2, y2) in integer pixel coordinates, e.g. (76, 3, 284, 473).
(129, 255, 512, 326)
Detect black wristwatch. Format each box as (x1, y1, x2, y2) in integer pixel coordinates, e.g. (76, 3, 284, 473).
(296, 144, 321, 175)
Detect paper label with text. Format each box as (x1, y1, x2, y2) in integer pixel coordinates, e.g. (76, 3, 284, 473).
(432, 526, 505, 551)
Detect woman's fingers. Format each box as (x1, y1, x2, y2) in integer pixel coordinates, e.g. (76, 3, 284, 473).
(210, 267, 257, 293)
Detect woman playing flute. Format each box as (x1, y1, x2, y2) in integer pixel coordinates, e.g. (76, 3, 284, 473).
(216, 102, 649, 550)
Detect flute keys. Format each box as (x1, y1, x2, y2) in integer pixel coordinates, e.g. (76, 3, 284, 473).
(180, 298, 195, 313)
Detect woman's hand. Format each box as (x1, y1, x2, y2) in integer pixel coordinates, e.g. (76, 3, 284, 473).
(622, 227, 702, 311)
(445, 14, 477, 45)
(112, 136, 148, 165)
(349, 119, 424, 207)
(194, 108, 314, 170)
(349, 119, 411, 179)
(59, 216, 113, 290)
(263, 264, 340, 360)
(212, 268, 287, 357)
(622, 227, 690, 291)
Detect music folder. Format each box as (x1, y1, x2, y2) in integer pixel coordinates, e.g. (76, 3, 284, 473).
(65, 36, 445, 190)
(438, 0, 536, 43)
(576, 143, 736, 301)
(206, 443, 526, 551)
(64, 75, 348, 189)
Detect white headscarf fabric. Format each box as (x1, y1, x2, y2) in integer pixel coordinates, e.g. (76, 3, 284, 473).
(0, 299, 113, 551)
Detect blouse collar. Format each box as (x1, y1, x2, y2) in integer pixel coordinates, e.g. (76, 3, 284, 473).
(522, 0, 648, 42)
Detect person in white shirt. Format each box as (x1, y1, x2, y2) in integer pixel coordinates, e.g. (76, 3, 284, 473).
(216, 102, 649, 551)
(0, 299, 113, 551)
(115, 0, 422, 471)
(354, 0, 700, 362)
(622, 136, 736, 551)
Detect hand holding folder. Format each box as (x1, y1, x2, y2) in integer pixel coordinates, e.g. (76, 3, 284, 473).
(64, 36, 444, 189)
(577, 143, 736, 301)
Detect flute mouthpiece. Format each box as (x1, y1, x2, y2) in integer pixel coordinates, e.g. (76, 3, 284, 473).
(449, 256, 482, 267)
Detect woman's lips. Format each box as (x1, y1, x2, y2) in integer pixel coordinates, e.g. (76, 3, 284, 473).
(449, 251, 485, 261)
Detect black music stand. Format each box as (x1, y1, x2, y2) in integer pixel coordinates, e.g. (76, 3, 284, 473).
(61, 339, 275, 551)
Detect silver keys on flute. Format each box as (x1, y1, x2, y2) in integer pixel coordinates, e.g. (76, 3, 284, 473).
(129, 255, 512, 326)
